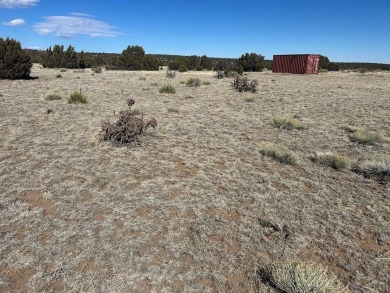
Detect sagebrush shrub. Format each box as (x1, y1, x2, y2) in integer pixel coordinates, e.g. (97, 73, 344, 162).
(92, 66, 102, 73)
(232, 77, 258, 92)
(166, 70, 176, 78)
(0, 37, 32, 79)
(353, 158, 390, 183)
(68, 92, 87, 104)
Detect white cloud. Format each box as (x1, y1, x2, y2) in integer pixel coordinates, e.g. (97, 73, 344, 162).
(2, 18, 25, 26)
(33, 14, 120, 38)
(0, 0, 39, 8)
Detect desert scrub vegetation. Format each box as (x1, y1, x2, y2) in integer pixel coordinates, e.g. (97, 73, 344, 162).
(159, 84, 176, 94)
(202, 81, 211, 85)
(0, 37, 32, 79)
(45, 93, 62, 101)
(166, 70, 176, 78)
(167, 107, 180, 113)
(55, 74, 62, 78)
(101, 98, 157, 145)
(186, 78, 201, 87)
(311, 151, 350, 170)
(271, 116, 303, 130)
(68, 91, 87, 104)
(260, 142, 298, 165)
(92, 66, 102, 74)
(232, 77, 258, 92)
(264, 261, 350, 293)
(353, 157, 390, 183)
(349, 129, 383, 145)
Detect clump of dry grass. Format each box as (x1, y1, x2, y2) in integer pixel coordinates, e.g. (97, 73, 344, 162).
(265, 261, 350, 293)
(349, 129, 383, 145)
(186, 78, 201, 87)
(202, 81, 211, 85)
(159, 84, 176, 94)
(353, 157, 390, 183)
(55, 74, 62, 78)
(68, 92, 87, 104)
(260, 142, 298, 165)
(311, 152, 350, 170)
(271, 116, 303, 130)
(45, 93, 62, 101)
(167, 107, 179, 113)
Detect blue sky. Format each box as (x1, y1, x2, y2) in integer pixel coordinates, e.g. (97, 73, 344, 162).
(1, 0, 389, 63)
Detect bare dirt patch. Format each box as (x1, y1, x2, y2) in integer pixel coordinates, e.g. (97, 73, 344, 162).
(0, 67, 389, 292)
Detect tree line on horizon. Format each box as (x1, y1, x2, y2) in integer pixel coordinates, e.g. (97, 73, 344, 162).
(2, 37, 389, 80)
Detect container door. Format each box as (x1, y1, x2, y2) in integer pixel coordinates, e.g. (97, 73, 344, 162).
(306, 55, 319, 74)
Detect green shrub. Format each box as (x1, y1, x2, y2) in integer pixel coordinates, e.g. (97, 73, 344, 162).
(159, 84, 176, 94)
(186, 78, 201, 87)
(260, 143, 298, 165)
(350, 129, 383, 145)
(0, 37, 32, 79)
(45, 93, 62, 101)
(178, 64, 188, 72)
(311, 152, 349, 170)
(353, 157, 390, 183)
(68, 92, 87, 104)
(266, 261, 349, 293)
(271, 116, 303, 130)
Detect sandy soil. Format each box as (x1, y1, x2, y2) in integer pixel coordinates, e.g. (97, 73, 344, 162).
(0, 66, 389, 292)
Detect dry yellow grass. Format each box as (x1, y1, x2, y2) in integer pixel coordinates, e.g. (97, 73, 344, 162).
(0, 66, 389, 292)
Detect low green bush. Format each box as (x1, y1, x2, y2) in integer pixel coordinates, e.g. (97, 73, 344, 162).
(68, 92, 87, 104)
(159, 84, 176, 94)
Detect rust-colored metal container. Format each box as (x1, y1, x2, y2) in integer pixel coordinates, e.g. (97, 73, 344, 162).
(272, 54, 320, 74)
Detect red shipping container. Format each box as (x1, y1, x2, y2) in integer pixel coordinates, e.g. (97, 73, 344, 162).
(272, 54, 320, 74)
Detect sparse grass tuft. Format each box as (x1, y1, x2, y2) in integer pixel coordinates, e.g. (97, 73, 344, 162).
(186, 78, 201, 87)
(311, 151, 350, 170)
(139, 76, 146, 81)
(159, 84, 176, 94)
(350, 129, 383, 145)
(55, 74, 62, 78)
(353, 157, 390, 183)
(260, 142, 298, 165)
(45, 93, 62, 101)
(167, 107, 179, 113)
(202, 81, 211, 85)
(271, 116, 303, 130)
(68, 92, 87, 104)
(265, 261, 350, 293)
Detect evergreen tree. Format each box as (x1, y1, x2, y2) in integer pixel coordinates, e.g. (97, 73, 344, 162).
(238, 53, 264, 72)
(200, 55, 213, 70)
(0, 37, 32, 79)
(63, 45, 77, 68)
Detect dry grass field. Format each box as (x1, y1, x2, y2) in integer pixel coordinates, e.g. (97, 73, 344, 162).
(0, 65, 389, 292)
